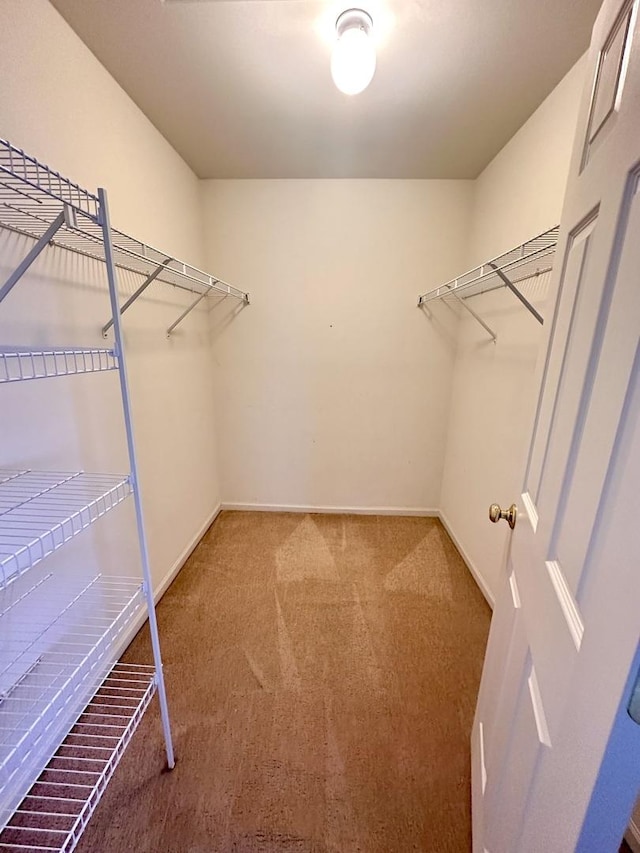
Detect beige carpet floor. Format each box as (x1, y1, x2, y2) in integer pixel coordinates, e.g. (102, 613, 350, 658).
(75, 511, 492, 853)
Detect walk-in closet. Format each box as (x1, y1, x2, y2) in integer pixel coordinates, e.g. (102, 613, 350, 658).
(1, 1, 640, 851)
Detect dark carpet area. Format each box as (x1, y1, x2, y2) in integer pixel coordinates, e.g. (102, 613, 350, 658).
(75, 511, 492, 852)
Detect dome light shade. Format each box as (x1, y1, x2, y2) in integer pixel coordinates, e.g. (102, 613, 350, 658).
(331, 9, 376, 96)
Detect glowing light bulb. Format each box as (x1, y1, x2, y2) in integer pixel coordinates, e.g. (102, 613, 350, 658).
(331, 10, 376, 96)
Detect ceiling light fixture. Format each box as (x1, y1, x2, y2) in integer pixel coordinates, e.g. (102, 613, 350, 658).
(331, 8, 376, 96)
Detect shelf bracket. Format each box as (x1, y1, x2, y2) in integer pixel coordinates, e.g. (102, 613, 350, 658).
(487, 262, 543, 324)
(419, 286, 497, 342)
(0, 209, 68, 304)
(455, 292, 497, 342)
(102, 257, 172, 337)
(166, 289, 210, 337)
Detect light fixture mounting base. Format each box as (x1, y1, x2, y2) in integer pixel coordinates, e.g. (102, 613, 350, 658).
(335, 8, 373, 37)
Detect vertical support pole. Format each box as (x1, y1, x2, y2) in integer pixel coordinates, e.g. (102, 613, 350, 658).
(98, 188, 175, 770)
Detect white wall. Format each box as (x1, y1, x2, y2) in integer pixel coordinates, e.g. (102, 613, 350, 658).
(0, 0, 590, 608)
(439, 56, 588, 604)
(0, 0, 221, 594)
(201, 179, 473, 511)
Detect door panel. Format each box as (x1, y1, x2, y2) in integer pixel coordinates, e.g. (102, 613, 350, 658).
(472, 0, 640, 849)
(485, 605, 529, 781)
(485, 658, 540, 853)
(524, 218, 596, 509)
(515, 552, 579, 744)
(542, 181, 640, 594)
(582, 0, 637, 165)
(519, 341, 640, 853)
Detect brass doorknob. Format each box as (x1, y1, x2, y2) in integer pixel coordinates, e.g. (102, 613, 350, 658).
(489, 503, 517, 530)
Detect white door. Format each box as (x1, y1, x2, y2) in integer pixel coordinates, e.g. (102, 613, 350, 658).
(472, 0, 640, 850)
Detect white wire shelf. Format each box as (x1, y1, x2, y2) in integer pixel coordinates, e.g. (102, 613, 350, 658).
(0, 663, 156, 853)
(0, 577, 146, 835)
(0, 348, 118, 383)
(0, 471, 132, 590)
(0, 139, 248, 304)
(417, 226, 559, 305)
(0, 144, 99, 223)
(0, 663, 155, 853)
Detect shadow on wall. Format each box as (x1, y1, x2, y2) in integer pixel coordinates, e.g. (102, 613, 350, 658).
(209, 295, 249, 341)
(418, 300, 460, 352)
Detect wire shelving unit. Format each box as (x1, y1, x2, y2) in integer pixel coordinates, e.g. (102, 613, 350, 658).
(417, 226, 559, 340)
(0, 139, 197, 847)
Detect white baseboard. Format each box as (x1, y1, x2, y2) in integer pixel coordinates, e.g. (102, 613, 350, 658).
(219, 503, 493, 607)
(112, 503, 222, 659)
(438, 510, 495, 609)
(153, 502, 222, 604)
(110, 501, 492, 667)
(220, 502, 439, 517)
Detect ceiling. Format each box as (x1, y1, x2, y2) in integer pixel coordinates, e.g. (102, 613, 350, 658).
(50, 0, 601, 179)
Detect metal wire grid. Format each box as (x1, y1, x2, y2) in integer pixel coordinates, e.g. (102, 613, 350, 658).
(0, 142, 99, 223)
(0, 578, 145, 832)
(0, 471, 132, 590)
(0, 664, 156, 853)
(0, 663, 155, 853)
(0, 139, 248, 303)
(417, 225, 560, 305)
(0, 348, 118, 383)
